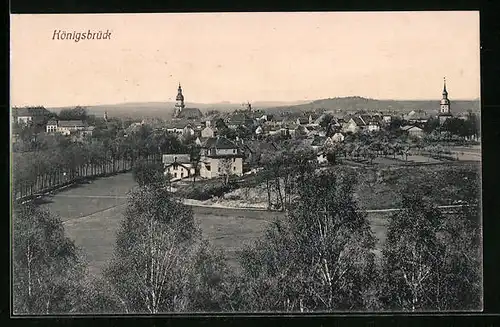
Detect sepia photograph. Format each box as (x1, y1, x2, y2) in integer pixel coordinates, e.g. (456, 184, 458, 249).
(10, 11, 482, 315)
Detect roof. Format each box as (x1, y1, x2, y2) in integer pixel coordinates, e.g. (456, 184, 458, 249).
(12, 107, 52, 117)
(166, 120, 191, 129)
(58, 120, 86, 127)
(162, 154, 191, 165)
(311, 136, 327, 146)
(47, 119, 58, 125)
(202, 136, 238, 150)
(359, 115, 372, 125)
(350, 116, 366, 126)
(401, 125, 423, 131)
(297, 117, 309, 124)
(406, 110, 430, 120)
(178, 108, 203, 119)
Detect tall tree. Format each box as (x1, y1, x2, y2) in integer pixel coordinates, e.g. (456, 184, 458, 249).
(12, 204, 86, 314)
(239, 170, 378, 311)
(104, 182, 229, 313)
(379, 188, 481, 311)
(58, 106, 89, 121)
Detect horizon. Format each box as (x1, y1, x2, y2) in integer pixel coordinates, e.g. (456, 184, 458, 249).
(11, 12, 480, 107)
(11, 95, 481, 110)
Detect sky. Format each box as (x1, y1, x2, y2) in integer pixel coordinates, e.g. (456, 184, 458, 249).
(10, 12, 480, 107)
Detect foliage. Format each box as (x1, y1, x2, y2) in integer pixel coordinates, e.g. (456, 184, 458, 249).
(12, 204, 86, 314)
(104, 183, 228, 313)
(132, 160, 166, 187)
(238, 170, 378, 312)
(379, 189, 481, 311)
(180, 180, 239, 201)
(58, 106, 89, 121)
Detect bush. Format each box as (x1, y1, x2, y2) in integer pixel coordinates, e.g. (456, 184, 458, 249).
(183, 181, 239, 201)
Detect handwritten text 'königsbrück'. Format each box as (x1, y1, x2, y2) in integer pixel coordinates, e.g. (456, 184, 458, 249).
(52, 30, 112, 42)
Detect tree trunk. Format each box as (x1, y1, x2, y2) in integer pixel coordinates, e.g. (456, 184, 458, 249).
(266, 179, 271, 209)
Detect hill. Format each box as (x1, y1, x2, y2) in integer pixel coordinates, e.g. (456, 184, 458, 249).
(44, 97, 480, 120)
(46, 100, 311, 120)
(262, 97, 481, 116)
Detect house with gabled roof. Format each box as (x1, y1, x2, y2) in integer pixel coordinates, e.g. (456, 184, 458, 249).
(162, 154, 194, 181)
(344, 116, 366, 133)
(401, 125, 424, 138)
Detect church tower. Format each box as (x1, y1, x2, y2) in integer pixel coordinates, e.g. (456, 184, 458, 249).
(440, 77, 451, 114)
(438, 77, 453, 124)
(174, 83, 185, 118)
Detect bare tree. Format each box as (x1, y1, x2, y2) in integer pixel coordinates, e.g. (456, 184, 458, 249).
(219, 158, 233, 186)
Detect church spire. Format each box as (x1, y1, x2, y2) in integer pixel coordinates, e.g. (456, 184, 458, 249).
(442, 77, 448, 97)
(174, 82, 185, 118)
(439, 77, 451, 117)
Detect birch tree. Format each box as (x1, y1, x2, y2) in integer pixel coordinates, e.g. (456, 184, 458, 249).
(104, 180, 229, 313)
(238, 169, 378, 312)
(378, 190, 480, 311)
(389, 176, 481, 311)
(12, 204, 86, 314)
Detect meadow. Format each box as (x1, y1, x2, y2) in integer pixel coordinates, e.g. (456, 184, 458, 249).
(41, 172, 394, 276)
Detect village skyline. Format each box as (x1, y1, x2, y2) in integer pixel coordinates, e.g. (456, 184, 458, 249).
(11, 12, 480, 107)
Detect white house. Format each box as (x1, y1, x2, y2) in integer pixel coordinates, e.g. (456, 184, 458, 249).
(317, 151, 328, 165)
(198, 137, 244, 179)
(367, 121, 381, 132)
(255, 125, 263, 135)
(47, 120, 89, 135)
(46, 119, 58, 133)
(344, 117, 365, 133)
(331, 132, 345, 142)
(201, 126, 215, 138)
(162, 154, 195, 181)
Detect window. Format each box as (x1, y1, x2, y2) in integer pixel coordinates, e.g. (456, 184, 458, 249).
(181, 172, 184, 178)
(233, 158, 236, 162)
(218, 167, 221, 172)
(233, 166, 236, 171)
(174, 172, 178, 178)
(233, 149, 236, 153)
(206, 165, 211, 171)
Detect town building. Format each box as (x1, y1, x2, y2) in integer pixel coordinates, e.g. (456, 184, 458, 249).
(201, 126, 215, 138)
(162, 154, 194, 181)
(46, 119, 91, 135)
(401, 125, 424, 138)
(438, 77, 453, 124)
(12, 106, 52, 127)
(331, 132, 345, 142)
(317, 151, 328, 165)
(198, 136, 244, 179)
(172, 84, 203, 120)
(344, 116, 365, 133)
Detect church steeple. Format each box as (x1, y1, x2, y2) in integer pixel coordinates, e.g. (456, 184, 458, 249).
(439, 77, 452, 119)
(174, 83, 185, 118)
(442, 77, 448, 98)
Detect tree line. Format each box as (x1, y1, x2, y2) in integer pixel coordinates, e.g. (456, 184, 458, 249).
(12, 117, 189, 201)
(12, 154, 481, 313)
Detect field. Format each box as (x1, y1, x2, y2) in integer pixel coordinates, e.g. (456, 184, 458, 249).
(39, 172, 393, 276)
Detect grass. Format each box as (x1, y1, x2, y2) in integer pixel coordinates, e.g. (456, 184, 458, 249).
(36, 162, 477, 276)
